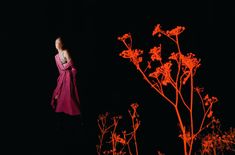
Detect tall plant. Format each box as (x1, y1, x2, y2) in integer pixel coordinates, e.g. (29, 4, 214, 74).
(117, 24, 234, 155)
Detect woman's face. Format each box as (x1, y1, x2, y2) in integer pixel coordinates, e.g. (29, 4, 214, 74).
(55, 38, 63, 51)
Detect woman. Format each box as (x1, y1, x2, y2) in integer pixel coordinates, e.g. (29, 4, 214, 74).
(51, 36, 81, 116)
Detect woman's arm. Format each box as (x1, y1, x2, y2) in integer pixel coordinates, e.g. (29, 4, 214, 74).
(62, 50, 77, 74)
(63, 49, 71, 62)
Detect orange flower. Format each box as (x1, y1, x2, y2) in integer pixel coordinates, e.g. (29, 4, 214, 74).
(166, 26, 185, 36)
(117, 33, 131, 42)
(149, 45, 162, 61)
(181, 53, 201, 71)
(119, 49, 143, 69)
(149, 62, 172, 86)
(152, 24, 161, 36)
(131, 103, 139, 110)
(207, 111, 213, 118)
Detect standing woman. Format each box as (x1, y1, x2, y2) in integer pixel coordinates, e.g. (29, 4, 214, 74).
(50, 36, 86, 155)
(51, 36, 81, 116)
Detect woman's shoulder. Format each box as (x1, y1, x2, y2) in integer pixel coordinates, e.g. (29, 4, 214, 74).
(62, 49, 70, 55)
(62, 49, 72, 61)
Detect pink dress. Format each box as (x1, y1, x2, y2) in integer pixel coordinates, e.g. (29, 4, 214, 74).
(51, 53, 81, 116)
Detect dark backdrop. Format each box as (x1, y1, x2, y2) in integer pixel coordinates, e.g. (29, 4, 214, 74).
(2, 0, 234, 154)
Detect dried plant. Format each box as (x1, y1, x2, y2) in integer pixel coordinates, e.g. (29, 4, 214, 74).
(97, 103, 140, 155)
(117, 24, 235, 155)
(200, 120, 235, 155)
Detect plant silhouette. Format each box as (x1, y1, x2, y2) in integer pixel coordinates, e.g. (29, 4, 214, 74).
(116, 24, 235, 155)
(97, 103, 140, 155)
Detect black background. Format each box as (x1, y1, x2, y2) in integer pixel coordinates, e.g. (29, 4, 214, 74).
(2, 0, 234, 154)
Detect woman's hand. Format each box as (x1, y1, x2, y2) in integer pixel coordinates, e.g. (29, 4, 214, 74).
(55, 94, 58, 99)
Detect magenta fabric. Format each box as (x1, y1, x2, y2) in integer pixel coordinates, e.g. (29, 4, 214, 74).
(51, 54, 81, 116)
